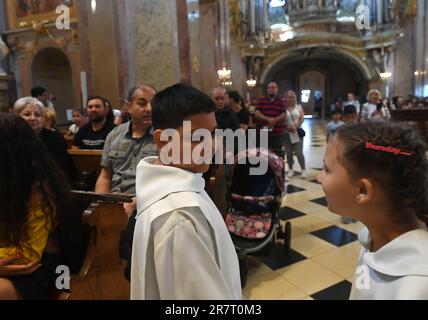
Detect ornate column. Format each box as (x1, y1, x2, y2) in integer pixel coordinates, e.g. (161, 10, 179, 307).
(77, 0, 121, 106)
(133, 0, 181, 89)
(186, 0, 202, 88)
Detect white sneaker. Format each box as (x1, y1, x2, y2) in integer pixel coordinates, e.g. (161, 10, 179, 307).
(288, 170, 294, 179)
(301, 170, 307, 179)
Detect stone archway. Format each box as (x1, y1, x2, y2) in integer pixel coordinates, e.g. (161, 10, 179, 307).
(298, 69, 326, 117)
(260, 47, 372, 118)
(32, 47, 75, 124)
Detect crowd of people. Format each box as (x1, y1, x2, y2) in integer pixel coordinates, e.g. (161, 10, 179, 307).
(330, 91, 428, 121)
(1, 82, 428, 300)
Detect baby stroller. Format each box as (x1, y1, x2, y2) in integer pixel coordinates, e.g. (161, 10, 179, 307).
(225, 148, 291, 288)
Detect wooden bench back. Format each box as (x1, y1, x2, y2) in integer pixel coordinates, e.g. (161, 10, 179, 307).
(68, 150, 102, 191)
(391, 109, 428, 141)
(59, 191, 132, 300)
(68, 149, 103, 176)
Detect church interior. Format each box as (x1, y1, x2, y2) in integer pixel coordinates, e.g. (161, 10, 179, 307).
(0, 0, 428, 301)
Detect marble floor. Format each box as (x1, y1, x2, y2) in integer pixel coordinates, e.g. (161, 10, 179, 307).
(243, 119, 364, 300)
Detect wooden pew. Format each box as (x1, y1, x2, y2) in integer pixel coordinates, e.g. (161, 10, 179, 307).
(68, 149, 103, 176)
(64, 136, 74, 149)
(59, 191, 133, 300)
(68, 149, 103, 191)
(206, 164, 228, 219)
(391, 109, 428, 141)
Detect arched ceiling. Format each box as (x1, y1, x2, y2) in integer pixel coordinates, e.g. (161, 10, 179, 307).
(260, 46, 377, 84)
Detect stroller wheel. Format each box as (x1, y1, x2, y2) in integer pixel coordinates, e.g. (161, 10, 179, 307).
(283, 221, 292, 255)
(239, 258, 248, 289)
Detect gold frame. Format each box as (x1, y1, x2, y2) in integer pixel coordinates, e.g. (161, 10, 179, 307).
(6, 0, 77, 30)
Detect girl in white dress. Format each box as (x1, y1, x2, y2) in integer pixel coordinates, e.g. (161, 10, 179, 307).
(320, 121, 428, 299)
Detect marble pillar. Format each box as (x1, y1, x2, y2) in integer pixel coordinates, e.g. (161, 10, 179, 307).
(0, 75, 13, 111)
(186, 0, 202, 88)
(77, 0, 121, 106)
(414, 0, 425, 97)
(0, 0, 13, 109)
(176, 0, 192, 85)
(133, 0, 180, 90)
(424, 0, 428, 96)
(392, 23, 414, 96)
(199, 1, 222, 93)
(112, 0, 136, 100)
(0, 0, 6, 33)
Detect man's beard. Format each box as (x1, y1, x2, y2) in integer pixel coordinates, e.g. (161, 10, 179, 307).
(90, 114, 104, 123)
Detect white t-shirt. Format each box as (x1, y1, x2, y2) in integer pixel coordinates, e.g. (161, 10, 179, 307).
(361, 103, 391, 121)
(285, 104, 304, 143)
(285, 104, 303, 128)
(68, 124, 79, 134)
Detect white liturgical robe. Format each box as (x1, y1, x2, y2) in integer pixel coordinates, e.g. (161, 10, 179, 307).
(350, 227, 428, 300)
(131, 157, 242, 300)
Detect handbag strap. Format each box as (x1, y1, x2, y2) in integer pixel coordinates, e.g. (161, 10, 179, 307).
(287, 106, 299, 126)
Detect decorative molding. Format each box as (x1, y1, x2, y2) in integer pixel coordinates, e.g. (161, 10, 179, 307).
(5, 0, 77, 30)
(5, 21, 78, 58)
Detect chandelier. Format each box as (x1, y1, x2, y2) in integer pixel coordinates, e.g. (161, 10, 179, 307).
(246, 76, 257, 88)
(380, 71, 392, 80)
(218, 66, 231, 81)
(218, 64, 232, 87)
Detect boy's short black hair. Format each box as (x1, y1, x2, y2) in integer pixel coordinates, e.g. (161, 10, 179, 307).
(227, 91, 242, 104)
(31, 86, 47, 98)
(331, 109, 342, 116)
(152, 83, 217, 130)
(343, 105, 357, 115)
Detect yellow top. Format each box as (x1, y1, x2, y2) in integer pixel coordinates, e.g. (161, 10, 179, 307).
(0, 200, 56, 265)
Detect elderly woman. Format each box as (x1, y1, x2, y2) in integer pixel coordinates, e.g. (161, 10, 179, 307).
(13, 97, 76, 184)
(360, 89, 391, 121)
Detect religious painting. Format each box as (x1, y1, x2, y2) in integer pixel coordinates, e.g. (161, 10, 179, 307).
(5, 0, 76, 30)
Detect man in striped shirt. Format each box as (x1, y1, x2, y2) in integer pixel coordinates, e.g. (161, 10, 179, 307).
(254, 82, 287, 157)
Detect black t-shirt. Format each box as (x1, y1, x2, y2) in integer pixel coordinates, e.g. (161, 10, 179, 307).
(234, 107, 250, 126)
(74, 121, 116, 150)
(39, 128, 77, 183)
(215, 108, 240, 131)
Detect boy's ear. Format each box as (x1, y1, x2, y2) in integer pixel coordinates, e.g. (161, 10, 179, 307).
(153, 129, 168, 150)
(356, 178, 374, 204)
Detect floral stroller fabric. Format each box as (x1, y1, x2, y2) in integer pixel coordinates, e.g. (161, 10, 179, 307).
(224, 148, 290, 287)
